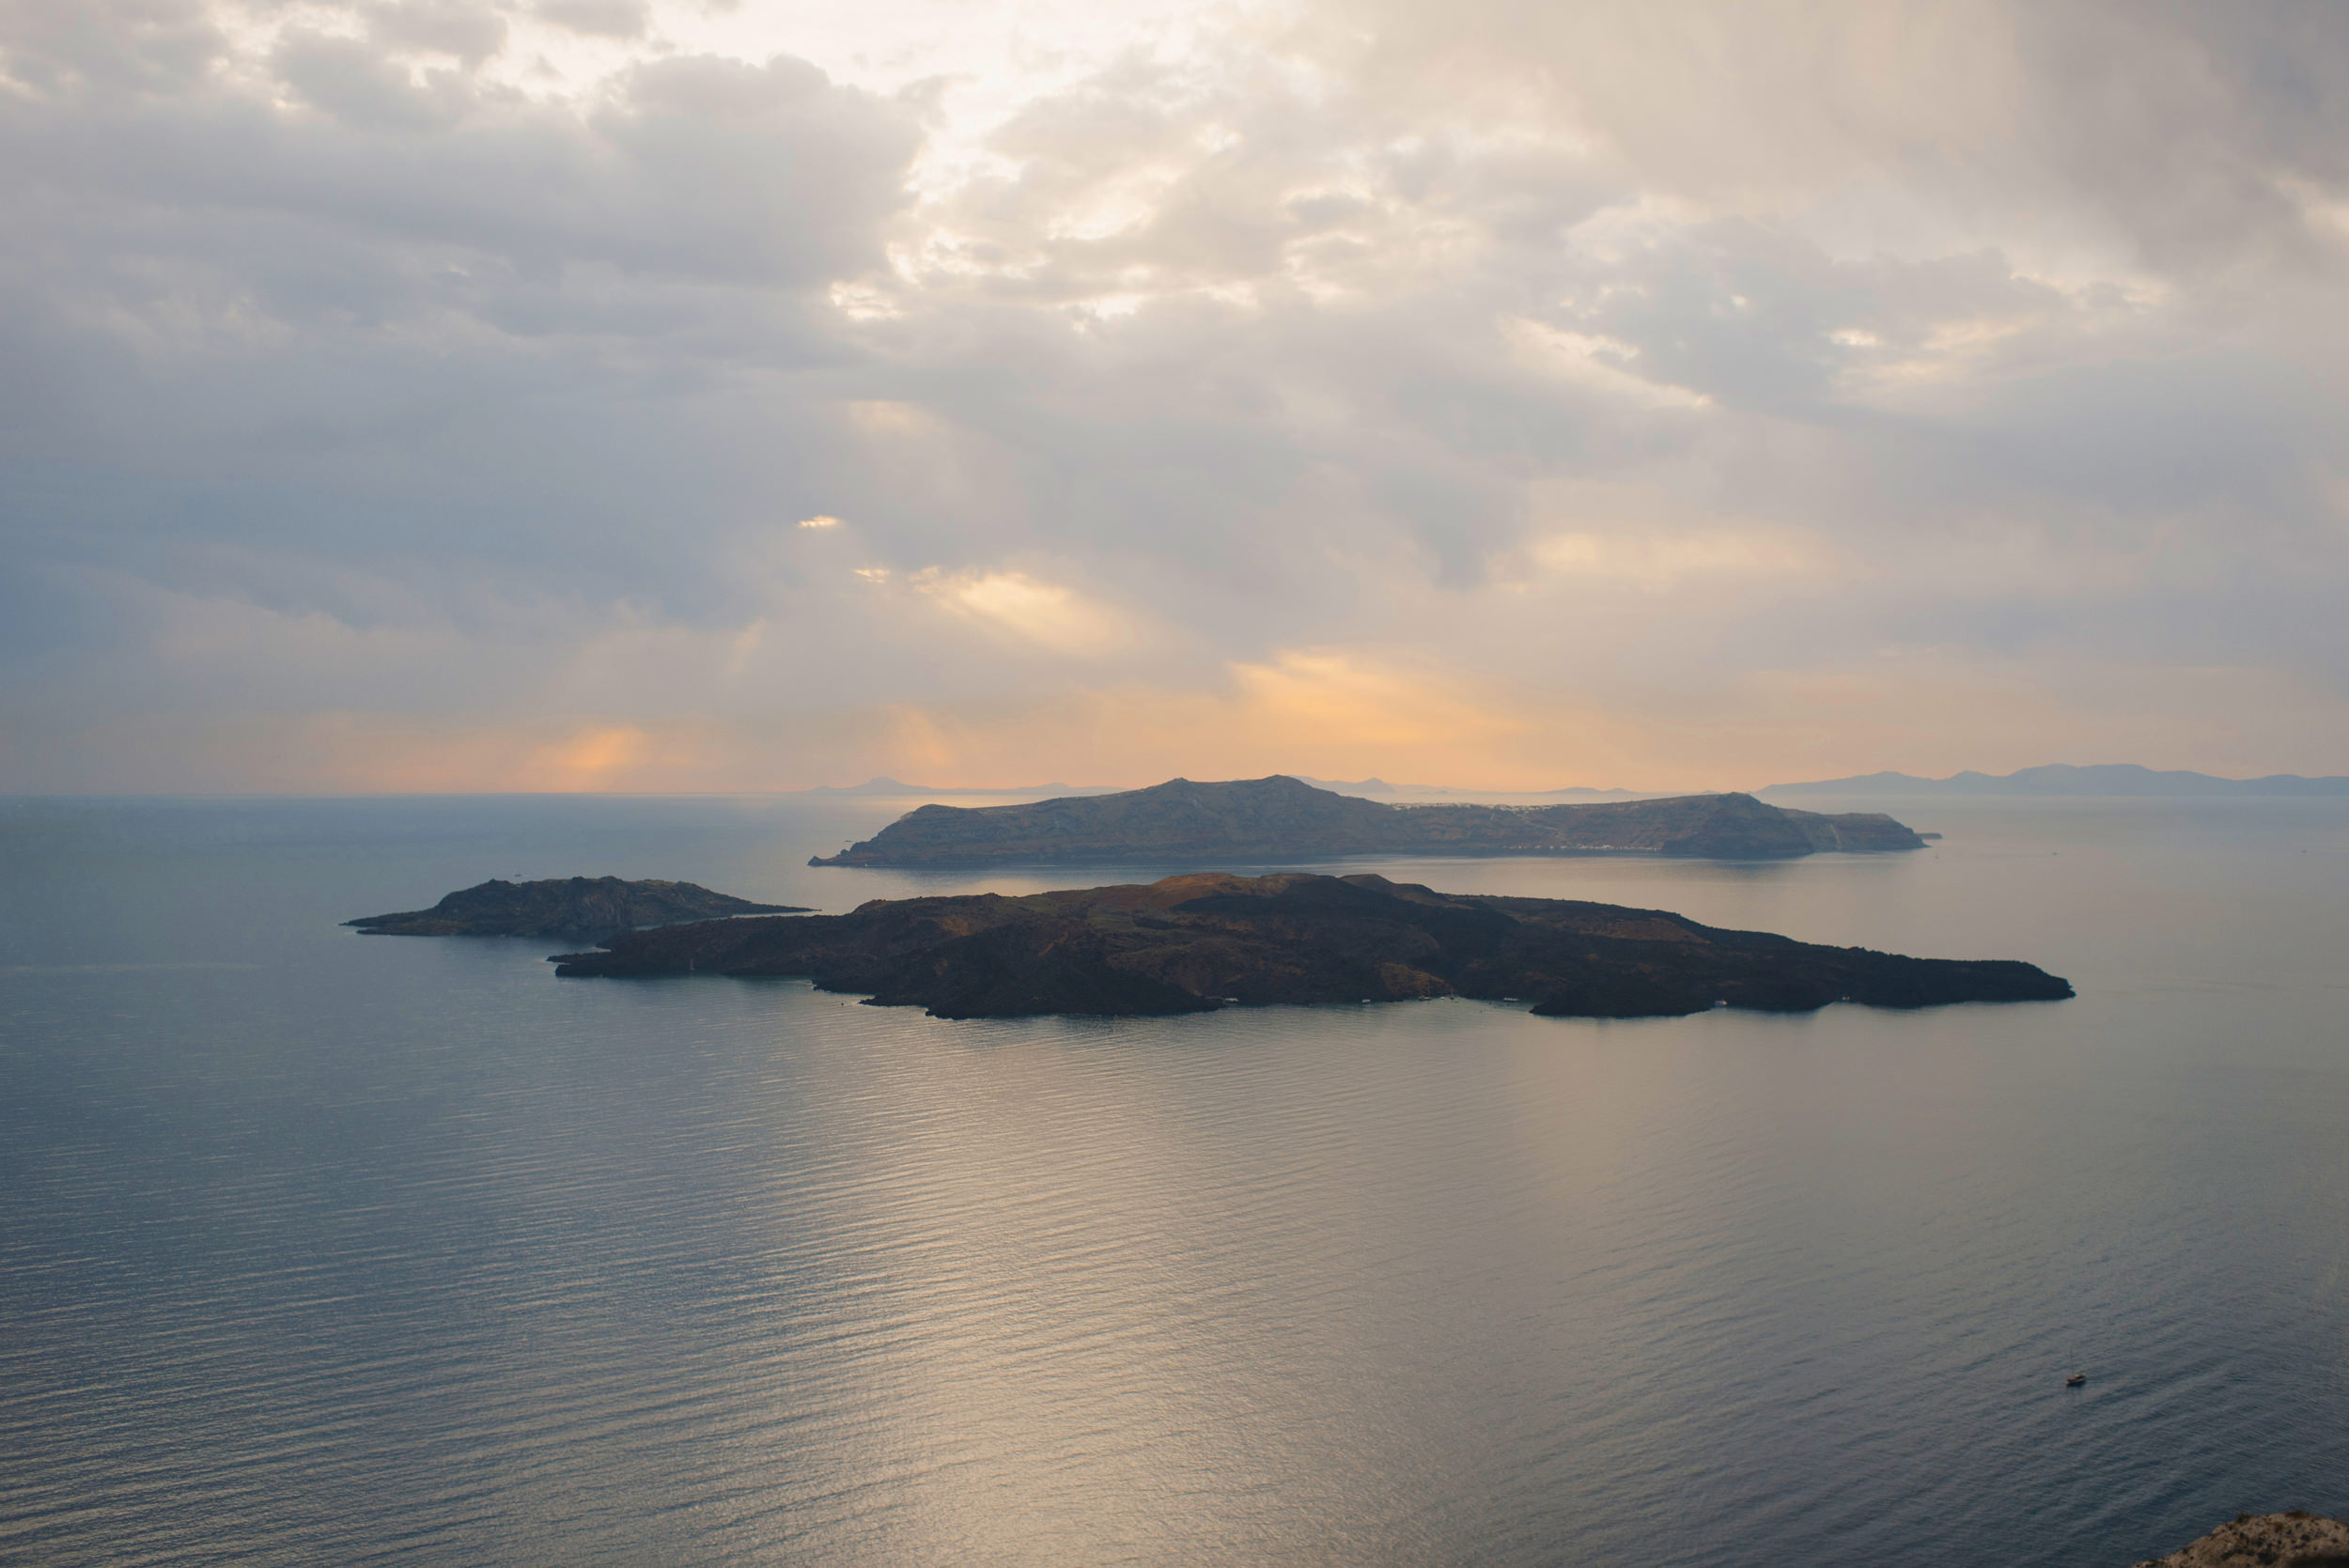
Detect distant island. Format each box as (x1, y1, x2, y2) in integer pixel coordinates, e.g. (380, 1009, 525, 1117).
(347, 877, 807, 939)
(809, 775, 1927, 868)
(2131, 1511, 2349, 1566)
(552, 871, 2070, 1020)
(1766, 762, 2349, 797)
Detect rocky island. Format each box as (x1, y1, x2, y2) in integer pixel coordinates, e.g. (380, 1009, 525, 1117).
(552, 871, 2070, 1020)
(2132, 1512, 2349, 1566)
(347, 877, 807, 939)
(810, 775, 1926, 868)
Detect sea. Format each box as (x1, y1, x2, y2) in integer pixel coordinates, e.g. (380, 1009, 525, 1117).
(2, 791, 2344, 1566)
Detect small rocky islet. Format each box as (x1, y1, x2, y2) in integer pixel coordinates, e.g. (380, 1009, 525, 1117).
(345, 876, 807, 939)
(550, 871, 2072, 1020)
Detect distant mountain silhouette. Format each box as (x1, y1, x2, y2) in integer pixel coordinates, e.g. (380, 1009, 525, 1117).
(1291, 775, 1405, 796)
(1764, 763, 2349, 797)
(810, 775, 1927, 866)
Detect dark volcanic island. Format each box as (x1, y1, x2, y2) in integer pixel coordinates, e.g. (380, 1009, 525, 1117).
(347, 877, 807, 939)
(553, 872, 2071, 1020)
(811, 774, 1927, 867)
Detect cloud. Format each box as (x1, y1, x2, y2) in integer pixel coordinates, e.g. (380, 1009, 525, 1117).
(363, 0, 510, 67)
(1524, 527, 1833, 592)
(534, 0, 649, 41)
(4, 0, 2349, 792)
(1504, 319, 1713, 411)
(911, 567, 1144, 656)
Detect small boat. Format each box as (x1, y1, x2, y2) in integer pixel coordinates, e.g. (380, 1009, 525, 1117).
(2065, 1372, 2087, 1388)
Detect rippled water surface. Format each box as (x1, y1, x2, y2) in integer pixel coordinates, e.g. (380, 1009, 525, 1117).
(3, 792, 2346, 1565)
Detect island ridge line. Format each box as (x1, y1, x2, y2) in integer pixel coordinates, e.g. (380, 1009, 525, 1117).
(811, 775, 1929, 867)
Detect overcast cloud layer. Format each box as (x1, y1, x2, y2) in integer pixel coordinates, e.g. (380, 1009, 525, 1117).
(6, 0, 2348, 791)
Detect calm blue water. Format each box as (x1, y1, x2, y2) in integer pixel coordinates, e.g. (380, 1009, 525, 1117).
(2, 792, 2345, 1566)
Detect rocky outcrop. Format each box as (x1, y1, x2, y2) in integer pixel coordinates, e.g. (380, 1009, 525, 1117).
(2132, 1513, 2349, 1567)
(809, 775, 1926, 867)
(347, 877, 806, 939)
(552, 871, 2070, 1020)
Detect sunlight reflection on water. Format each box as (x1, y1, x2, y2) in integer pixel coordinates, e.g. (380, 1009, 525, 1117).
(1, 794, 2344, 1565)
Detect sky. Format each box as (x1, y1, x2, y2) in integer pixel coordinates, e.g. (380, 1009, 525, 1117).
(6, 0, 2349, 793)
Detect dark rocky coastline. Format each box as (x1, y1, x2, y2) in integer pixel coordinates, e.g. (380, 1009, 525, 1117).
(809, 775, 1926, 867)
(347, 877, 806, 939)
(2131, 1512, 2349, 1566)
(552, 871, 2070, 1020)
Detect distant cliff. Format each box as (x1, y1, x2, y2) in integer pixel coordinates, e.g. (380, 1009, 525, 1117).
(809, 775, 1926, 867)
(347, 877, 806, 939)
(553, 871, 2069, 1020)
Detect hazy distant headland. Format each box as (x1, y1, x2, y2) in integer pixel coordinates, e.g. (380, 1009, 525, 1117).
(810, 775, 1926, 868)
(554, 872, 2070, 1020)
(1764, 763, 2349, 797)
(807, 763, 2349, 807)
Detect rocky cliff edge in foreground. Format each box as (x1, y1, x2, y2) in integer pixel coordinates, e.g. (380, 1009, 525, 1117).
(552, 871, 2069, 1020)
(2133, 1513, 2349, 1566)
